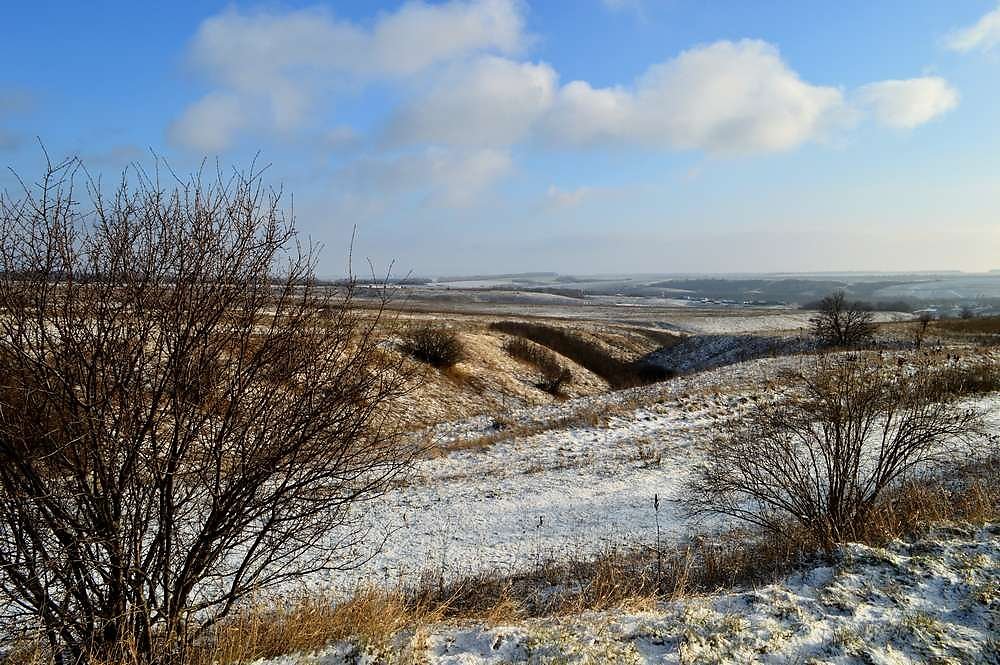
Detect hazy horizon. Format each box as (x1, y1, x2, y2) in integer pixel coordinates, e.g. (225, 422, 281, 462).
(2, 1, 999, 276)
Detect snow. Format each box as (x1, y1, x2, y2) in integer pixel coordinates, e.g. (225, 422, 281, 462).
(260, 523, 1000, 664)
(305, 352, 999, 598)
(646, 334, 817, 373)
(307, 357, 796, 595)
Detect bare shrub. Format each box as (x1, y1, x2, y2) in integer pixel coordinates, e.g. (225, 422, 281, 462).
(401, 324, 464, 368)
(912, 311, 934, 350)
(503, 337, 573, 395)
(0, 156, 415, 663)
(683, 355, 983, 548)
(808, 291, 876, 347)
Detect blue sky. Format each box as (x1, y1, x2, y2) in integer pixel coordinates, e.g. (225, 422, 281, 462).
(1, 0, 999, 276)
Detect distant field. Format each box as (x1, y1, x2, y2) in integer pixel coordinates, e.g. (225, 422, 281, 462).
(935, 315, 1000, 335)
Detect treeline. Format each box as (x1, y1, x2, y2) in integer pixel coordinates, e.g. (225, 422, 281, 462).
(799, 298, 915, 313)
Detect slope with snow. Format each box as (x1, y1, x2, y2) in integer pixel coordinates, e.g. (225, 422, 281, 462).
(264, 524, 1000, 664)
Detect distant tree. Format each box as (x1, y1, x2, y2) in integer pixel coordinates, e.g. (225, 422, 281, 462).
(809, 291, 876, 347)
(913, 311, 935, 350)
(961, 305, 976, 320)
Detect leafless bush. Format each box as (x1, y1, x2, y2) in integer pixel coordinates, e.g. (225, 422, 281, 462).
(0, 155, 416, 663)
(912, 311, 934, 349)
(808, 291, 876, 347)
(401, 324, 464, 368)
(503, 337, 572, 395)
(683, 355, 983, 549)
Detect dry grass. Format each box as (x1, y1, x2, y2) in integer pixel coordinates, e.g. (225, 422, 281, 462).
(929, 316, 1000, 346)
(490, 320, 674, 388)
(930, 360, 1000, 397)
(201, 590, 444, 664)
(934, 316, 1000, 336)
(503, 337, 573, 395)
(8, 590, 443, 665)
(412, 465, 1000, 623)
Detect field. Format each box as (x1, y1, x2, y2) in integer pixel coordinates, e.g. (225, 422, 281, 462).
(4, 283, 999, 664)
(239, 291, 1000, 663)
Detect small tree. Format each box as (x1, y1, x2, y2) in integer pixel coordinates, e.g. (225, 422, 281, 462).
(0, 155, 416, 662)
(683, 355, 981, 548)
(912, 311, 934, 350)
(809, 291, 875, 347)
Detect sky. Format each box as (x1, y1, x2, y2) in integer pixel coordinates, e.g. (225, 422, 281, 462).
(1, 0, 999, 277)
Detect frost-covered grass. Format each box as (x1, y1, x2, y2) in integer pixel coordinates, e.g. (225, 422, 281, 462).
(258, 524, 1000, 664)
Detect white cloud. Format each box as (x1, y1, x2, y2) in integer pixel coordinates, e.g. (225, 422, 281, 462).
(543, 80, 633, 145)
(945, 4, 1000, 53)
(168, 92, 249, 153)
(371, 0, 526, 75)
(543, 40, 848, 154)
(386, 56, 556, 147)
(323, 125, 361, 151)
(545, 184, 591, 210)
(857, 77, 959, 129)
(171, 0, 527, 152)
(341, 148, 512, 208)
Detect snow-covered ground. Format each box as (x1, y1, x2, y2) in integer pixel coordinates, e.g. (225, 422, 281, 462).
(305, 352, 999, 599)
(279, 523, 1000, 664)
(304, 357, 799, 596)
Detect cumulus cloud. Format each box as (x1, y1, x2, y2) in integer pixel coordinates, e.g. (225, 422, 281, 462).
(168, 93, 249, 154)
(543, 80, 634, 145)
(170, 0, 961, 219)
(370, 0, 526, 75)
(389, 40, 857, 156)
(341, 147, 512, 208)
(857, 77, 959, 129)
(386, 56, 556, 147)
(545, 185, 591, 210)
(171, 0, 526, 151)
(945, 3, 1000, 53)
(543, 40, 848, 154)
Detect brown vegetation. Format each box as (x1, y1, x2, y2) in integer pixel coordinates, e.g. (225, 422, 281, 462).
(683, 354, 986, 548)
(934, 315, 1000, 345)
(490, 320, 673, 388)
(401, 324, 465, 368)
(0, 156, 415, 664)
(808, 291, 876, 347)
(503, 337, 573, 395)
